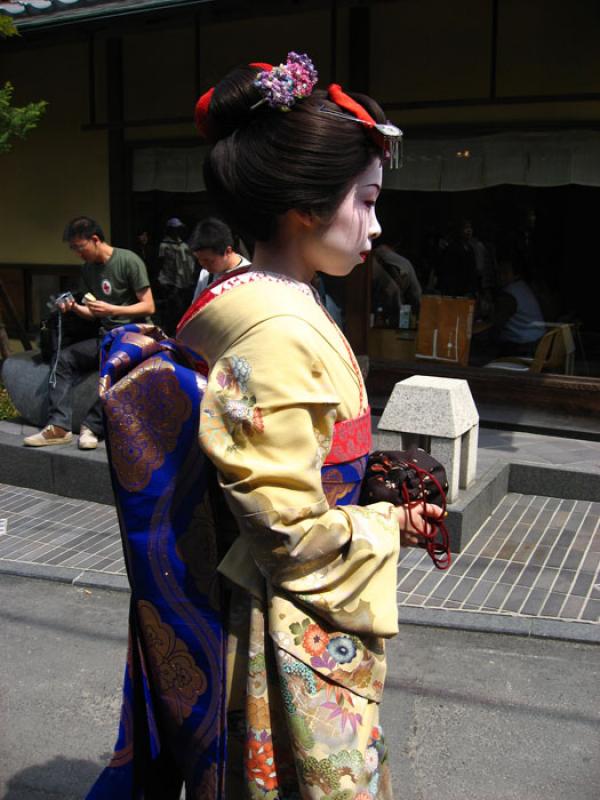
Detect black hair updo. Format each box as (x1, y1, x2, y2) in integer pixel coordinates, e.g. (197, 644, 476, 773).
(201, 64, 386, 242)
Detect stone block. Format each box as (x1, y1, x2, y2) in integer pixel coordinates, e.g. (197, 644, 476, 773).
(378, 375, 480, 502)
(430, 435, 461, 503)
(378, 375, 478, 438)
(1, 350, 98, 433)
(0, 431, 55, 491)
(509, 462, 600, 502)
(50, 447, 114, 505)
(460, 424, 479, 487)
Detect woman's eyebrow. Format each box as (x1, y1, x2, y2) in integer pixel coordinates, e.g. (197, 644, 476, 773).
(362, 182, 382, 194)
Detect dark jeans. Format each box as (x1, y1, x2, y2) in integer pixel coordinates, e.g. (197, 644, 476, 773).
(48, 336, 103, 435)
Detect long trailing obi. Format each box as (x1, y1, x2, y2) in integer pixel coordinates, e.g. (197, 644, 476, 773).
(86, 324, 372, 799)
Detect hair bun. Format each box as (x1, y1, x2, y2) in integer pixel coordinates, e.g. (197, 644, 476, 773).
(195, 64, 269, 143)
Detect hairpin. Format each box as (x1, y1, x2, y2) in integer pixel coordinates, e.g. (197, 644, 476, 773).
(251, 52, 318, 111)
(324, 83, 403, 168)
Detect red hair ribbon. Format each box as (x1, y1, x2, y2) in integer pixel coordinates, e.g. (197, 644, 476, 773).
(327, 83, 375, 128)
(194, 87, 215, 138)
(326, 83, 403, 168)
(194, 62, 273, 138)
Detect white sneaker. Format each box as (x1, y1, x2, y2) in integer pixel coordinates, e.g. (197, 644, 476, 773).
(23, 425, 73, 447)
(78, 425, 98, 450)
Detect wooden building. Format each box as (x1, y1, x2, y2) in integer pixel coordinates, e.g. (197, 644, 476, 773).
(2, 0, 600, 422)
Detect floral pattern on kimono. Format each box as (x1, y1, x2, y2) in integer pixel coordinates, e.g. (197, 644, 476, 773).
(179, 276, 401, 798)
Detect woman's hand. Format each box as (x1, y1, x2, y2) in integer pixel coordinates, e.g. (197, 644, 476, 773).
(393, 502, 445, 548)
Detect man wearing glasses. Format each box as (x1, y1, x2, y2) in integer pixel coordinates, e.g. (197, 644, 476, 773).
(24, 216, 155, 450)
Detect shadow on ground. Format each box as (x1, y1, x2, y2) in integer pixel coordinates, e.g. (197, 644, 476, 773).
(2, 756, 102, 800)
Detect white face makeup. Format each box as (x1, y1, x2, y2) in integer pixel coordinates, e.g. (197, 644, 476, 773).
(306, 158, 383, 277)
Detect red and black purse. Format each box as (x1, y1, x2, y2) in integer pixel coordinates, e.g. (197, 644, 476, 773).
(360, 448, 452, 569)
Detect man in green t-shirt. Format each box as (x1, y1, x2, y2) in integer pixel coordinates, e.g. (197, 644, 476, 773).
(24, 216, 155, 450)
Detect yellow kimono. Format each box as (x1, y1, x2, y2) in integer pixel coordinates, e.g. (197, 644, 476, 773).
(178, 270, 400, 800)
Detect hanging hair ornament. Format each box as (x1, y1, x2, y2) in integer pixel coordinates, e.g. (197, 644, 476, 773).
(251, 52, 318, 111)
(323, 83, 404, 168)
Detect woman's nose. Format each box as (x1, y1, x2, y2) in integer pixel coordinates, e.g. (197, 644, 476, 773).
(369, 213, 382, 241)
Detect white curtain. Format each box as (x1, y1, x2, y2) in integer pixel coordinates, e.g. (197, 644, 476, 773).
(384, 130, 600, 192)
(132, 146, 209, 193)
(132, 131, 600, 193)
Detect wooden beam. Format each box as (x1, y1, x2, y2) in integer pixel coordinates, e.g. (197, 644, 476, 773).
(106, 37, 130, 245)
(349, 5, 370, 93)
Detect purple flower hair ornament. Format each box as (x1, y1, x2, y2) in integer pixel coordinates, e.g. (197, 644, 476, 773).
(252, 52, 318, 111)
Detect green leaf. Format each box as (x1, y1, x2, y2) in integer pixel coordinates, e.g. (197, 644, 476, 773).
(0, 81, 47, 155)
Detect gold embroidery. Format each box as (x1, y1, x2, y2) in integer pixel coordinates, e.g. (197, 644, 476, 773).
(138, 600, 207, 726)
(104, 357, 192, 491)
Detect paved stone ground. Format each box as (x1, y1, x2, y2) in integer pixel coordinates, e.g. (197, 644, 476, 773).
(0, 484, 126, 591)
(397, 493, 600, 635)
(2, 481, 596, 639)
(1, 427, 599, 641)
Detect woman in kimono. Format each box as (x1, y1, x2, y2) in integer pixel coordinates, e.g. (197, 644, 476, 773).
(89, 53, 443, 800)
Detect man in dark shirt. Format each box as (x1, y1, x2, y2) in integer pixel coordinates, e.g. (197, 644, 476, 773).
(24, 216, 155, 450)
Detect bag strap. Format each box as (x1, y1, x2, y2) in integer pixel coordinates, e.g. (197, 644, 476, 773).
(400, 461, 452, 570)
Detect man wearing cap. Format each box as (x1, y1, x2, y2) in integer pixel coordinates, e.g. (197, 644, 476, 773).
(156, 217, 196, 334)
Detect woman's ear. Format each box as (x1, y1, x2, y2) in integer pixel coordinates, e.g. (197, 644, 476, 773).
(286, 208, 317, 230)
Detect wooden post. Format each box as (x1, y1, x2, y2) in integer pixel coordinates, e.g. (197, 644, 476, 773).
(0, 311, 11, 361)
(0, 279, 32, 353)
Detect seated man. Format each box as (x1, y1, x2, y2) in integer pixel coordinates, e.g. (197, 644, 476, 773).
(24, 216, 155, 450)
(491, 256, 545, 357)
(189, 217, 250, 303)
(371, 241, 422, 326)
(373, 242, 422, 307)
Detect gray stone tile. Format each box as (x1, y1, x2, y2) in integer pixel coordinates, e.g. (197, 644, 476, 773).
(83, 557, 116, 571)
(514, 564, 541, 588)
(444, 554, 475, 576)
(496, 561, 526, 585)
(446, 577, 479, 603)
(580, 599, 600, 622)
(44, 548, 83, 566)
(501, 585, 531, 613)
(520, 588, 548, 616)
(457, 579, 496, 607)
(0, 537, 23, 557)
(428, 574, 462, 600)
(463, 557, 494, 579)
(531, 568, 559, 590)
(483, 583, 513, 610)
(546, 547, 569, 568)
(552, 570, 578, 594)
(563, 549, 586, 571)
(397, 570, 429, 593)
(540, 593, 567, 617)
(104, 555, 125, 568)
(400, 593, 428, 607)
(423, 596, 444, 608)
(558, 596, 585, 620)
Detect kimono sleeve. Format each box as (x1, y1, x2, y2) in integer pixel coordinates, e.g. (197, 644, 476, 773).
(200, 315, 401, 637)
